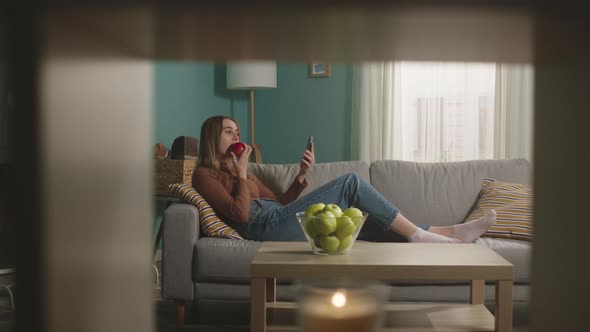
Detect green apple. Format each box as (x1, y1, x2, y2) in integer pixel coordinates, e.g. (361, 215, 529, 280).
(305, 203, 326, 218)
(315, 211, 337, 235)
(343, 207, 364, 229)
(338, 235, 353, 251)
(320, 235, 340, 253)
(323, 204, 343, 217)
(313, 235, 323, 249)
(343, 207, 363, 218)
(303, 217, 320, 238)
(335, 216, 356, 239)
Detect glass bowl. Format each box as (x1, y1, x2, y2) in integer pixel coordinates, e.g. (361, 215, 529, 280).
(295, 211, 368, 255)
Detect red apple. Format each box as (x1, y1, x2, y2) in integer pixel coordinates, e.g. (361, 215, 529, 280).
(228, 142, 246, 157)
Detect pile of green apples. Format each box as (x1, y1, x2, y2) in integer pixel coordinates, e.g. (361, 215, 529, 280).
(302, 203, 365, 254)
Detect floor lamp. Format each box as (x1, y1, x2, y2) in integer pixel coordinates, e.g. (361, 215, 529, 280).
(227, 61, 277, 163)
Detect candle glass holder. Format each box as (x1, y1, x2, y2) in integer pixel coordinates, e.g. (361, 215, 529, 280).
(296, 280, 386, 332)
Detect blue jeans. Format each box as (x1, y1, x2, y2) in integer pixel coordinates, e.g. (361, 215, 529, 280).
(233, 173, 429, 242)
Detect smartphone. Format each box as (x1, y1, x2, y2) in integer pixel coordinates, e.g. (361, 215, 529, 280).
(306, 136, 314, 151)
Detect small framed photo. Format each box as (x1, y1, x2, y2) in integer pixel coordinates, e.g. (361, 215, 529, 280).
(310, 62, 331, 78)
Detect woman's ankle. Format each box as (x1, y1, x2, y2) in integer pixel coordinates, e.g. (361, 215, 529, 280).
(428, 225, 453, 238)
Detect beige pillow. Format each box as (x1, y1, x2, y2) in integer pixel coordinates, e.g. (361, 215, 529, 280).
(169, 183, 243, 240)
(465, 178, 533, 241)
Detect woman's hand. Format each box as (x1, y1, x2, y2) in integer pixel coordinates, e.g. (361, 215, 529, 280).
(297, 143, 315, 182)
(230, 144, 253, 179)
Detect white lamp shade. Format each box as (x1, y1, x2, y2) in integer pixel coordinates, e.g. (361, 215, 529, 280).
(227, 61, 277, 90)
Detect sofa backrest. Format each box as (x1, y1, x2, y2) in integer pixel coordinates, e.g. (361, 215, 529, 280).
(249, 161, 370, 198)
(370, 159, 532, 227)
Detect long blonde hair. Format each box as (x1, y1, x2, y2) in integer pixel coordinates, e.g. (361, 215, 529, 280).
(197, 115, 240, 176)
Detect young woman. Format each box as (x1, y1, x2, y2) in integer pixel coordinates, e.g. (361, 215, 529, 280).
(193, 115, 496, 242)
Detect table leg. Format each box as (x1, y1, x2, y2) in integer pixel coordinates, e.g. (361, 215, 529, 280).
(175, 300, 185, 330)
(495, 280, 513, 332)
(266, 278, 276, 302)
(251, 278, 267, 332)
(471, 279, 485, 304)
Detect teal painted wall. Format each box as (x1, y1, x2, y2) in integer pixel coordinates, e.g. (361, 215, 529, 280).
(154, 62, 354, 164)
(154, 62, 250, 149)
(255, 63, 354, 164)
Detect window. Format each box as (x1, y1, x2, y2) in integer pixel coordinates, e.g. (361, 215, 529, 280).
(398, 62, 496, 162)
(356, 61, 533, 163)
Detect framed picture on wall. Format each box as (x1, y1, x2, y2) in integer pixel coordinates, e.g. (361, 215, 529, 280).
(309, 62, 331, 78)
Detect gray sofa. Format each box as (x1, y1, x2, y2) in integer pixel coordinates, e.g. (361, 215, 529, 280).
(161, 159, 532, 327)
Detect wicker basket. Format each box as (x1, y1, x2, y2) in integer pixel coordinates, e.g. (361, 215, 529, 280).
(154, 159, 197, 196)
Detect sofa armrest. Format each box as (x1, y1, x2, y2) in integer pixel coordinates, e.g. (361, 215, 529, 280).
(161, 203, 199, 300)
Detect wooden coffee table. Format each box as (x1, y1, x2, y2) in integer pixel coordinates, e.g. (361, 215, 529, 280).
(250, 242, 513, 332)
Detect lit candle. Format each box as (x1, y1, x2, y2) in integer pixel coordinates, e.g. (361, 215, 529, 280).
(300, 288, 381, 332)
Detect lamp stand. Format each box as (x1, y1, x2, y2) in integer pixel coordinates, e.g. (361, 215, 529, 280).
(249, 88, 256, 145)
(249, 88, 263, 163)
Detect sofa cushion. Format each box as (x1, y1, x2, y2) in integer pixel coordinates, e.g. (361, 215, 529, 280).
(193, 238, 262, 282)
(249, 160, 370, 197)
(169, 183, 243, 240)
(475, 237, 531, 283)
(369, 159, 532, 227)
(466, 178, 533, 241)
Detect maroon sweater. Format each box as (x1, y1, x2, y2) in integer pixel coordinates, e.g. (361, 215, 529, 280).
(192, 167, 307, 224)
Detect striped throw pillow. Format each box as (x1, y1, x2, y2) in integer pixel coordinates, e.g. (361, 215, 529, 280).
(465, 178, 533, 241)
(168, 183, 243, 240)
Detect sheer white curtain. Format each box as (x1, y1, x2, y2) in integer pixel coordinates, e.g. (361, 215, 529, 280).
(352, 61, 534, 163)
(494, 64, 535, 162)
